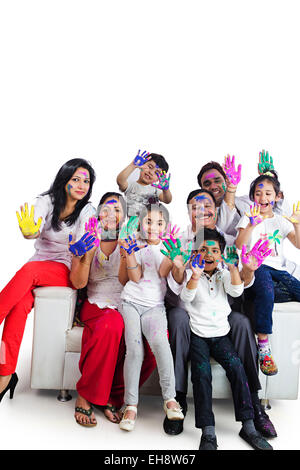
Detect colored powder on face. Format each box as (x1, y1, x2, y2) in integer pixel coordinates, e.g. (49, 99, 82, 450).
(258, 183, 264, 188)
(205, 173, 216, 179)
(195, 195, 209, 201)
(79, 171, 88, 176)
(206, 240, 216, 246)
(105, 199, 118, 204)
(67, 184, 72, 195)
(222, 183, 227, 192)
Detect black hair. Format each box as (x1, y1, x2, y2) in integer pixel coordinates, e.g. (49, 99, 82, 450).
(138, 202, 170, 238)
(197, 161, 227, 187)
(147, 153, 169, 173)
(249, 170, 281, 201)
(186, 188, 217, 206)
(97, 192, 127, 218)
(42, 158, 96, 231)
(194, 227, 226, 253)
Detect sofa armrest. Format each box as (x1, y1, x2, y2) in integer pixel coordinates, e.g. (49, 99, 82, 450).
(30, 287, 77, 389)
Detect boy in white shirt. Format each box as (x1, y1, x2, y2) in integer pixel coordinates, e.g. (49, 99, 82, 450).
(180, 228, 272, 450)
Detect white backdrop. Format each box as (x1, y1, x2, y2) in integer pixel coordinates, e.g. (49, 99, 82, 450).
(1, 0, 300, 287)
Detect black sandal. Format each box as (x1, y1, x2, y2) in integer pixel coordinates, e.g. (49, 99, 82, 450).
(74, 406, 97, 427)
(102, 404, 120, 423)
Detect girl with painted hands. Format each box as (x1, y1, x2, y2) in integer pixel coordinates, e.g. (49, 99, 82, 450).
(118, 203, 184, 432)
(71, 193, 156, 427)
(0, 159, 96, 403)
(236, 172, 300, 376)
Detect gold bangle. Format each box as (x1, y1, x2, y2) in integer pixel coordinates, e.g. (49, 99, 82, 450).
(226, 190, 236, 193)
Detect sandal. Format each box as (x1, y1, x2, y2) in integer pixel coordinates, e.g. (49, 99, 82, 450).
(103, 404, 121, 424)
(74, 406, 97, 427)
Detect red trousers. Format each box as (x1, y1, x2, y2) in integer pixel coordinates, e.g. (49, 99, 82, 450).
(77, 300, 157, 409)
(0, 261, 72, 375)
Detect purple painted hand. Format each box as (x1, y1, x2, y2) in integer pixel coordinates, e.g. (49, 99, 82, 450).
(241, 239, 272, 270)
(245, 203, 264, 226)
(222, 154, 242, 186)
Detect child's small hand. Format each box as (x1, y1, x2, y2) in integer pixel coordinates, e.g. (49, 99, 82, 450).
(222, 154, 242, 187)
(222, 245, 239, 267)
(190, 252, 205, 280)
(119, 216, 139, 240)
(69, 232, 97, 257)
(16, 203, 42, 237)
(258, 149, 274, 175)
(283, 201, 300, 225)
(121, 235, 147, 255)
(85, 216, 101, 247)
(151, 171, 171, 191)
(241, 239, 272, 270)
(133, 149, 150, 167)
(159, 223, 181, 244)
(161, 238, 182, 261)
(245, 203, 264, 226)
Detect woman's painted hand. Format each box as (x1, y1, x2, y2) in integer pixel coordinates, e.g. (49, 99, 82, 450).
(16, 203, 42, 237)
(69, 232, 97, 257)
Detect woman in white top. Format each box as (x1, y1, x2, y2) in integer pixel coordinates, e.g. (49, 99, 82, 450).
(0, 158, 96, 403)
(70, 192, 156, 427)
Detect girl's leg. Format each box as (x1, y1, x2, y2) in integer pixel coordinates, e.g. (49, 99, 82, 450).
(120, 301, 144, 407)
(0, 261, 72, 377)
(141, 305, 176, 402)
(76, 302, 124, 407)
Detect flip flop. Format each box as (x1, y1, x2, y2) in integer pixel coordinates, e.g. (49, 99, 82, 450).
(102, 404, 121, 423)
(74, 406, 97, 427)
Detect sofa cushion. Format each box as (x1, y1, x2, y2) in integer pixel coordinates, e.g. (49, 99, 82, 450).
(66, 326, 83, 352)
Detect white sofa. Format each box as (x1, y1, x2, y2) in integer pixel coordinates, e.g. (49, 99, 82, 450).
(30, 286, 300, 405)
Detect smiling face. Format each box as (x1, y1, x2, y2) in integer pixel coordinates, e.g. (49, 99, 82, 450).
(200, 169, 227, 206)
(197, 240, 222, 274)
(253, 179, 280, 216)
(138, 160, 162, 185)
(188, 192, 217, 232)
(98, 196, 125, 232)
(141, 209, 167, 243)
(65, 167, 90, 201)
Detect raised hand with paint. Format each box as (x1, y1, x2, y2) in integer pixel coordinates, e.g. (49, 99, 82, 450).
(222, 154, 242, 187)
(119, 216, 139, 240)
(133, 149, 150, 167)
(221, 245, 239, 267)
(16, 203, 42, 238)
(245, 203, 264, 226)
(85, 216, 101, 247)
(116, 152, 172, 218)
(189, 252, 205, 280)
(258, 149, 274, 175)
(120, 234, 147, 255)
(151, 170, 171, 191)
(283, 201, 300, 225)
(69, 232, 97, 257)
(241, 239, 272, 270)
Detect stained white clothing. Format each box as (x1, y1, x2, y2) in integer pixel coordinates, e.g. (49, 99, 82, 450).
(28, 194, 96, 269)
(124, 181, 162, 217)
(120, 242, 166, 307)
(180, 268, 244, 338)
(87, 245, 123, 310)
(236, 213, 294, 270)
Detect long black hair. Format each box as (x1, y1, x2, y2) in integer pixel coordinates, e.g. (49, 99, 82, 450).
(42, 158, 96, 230)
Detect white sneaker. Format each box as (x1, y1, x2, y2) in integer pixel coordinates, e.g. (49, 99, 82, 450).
(163, 399, 184, 421)
(119, 405, 137, 431)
